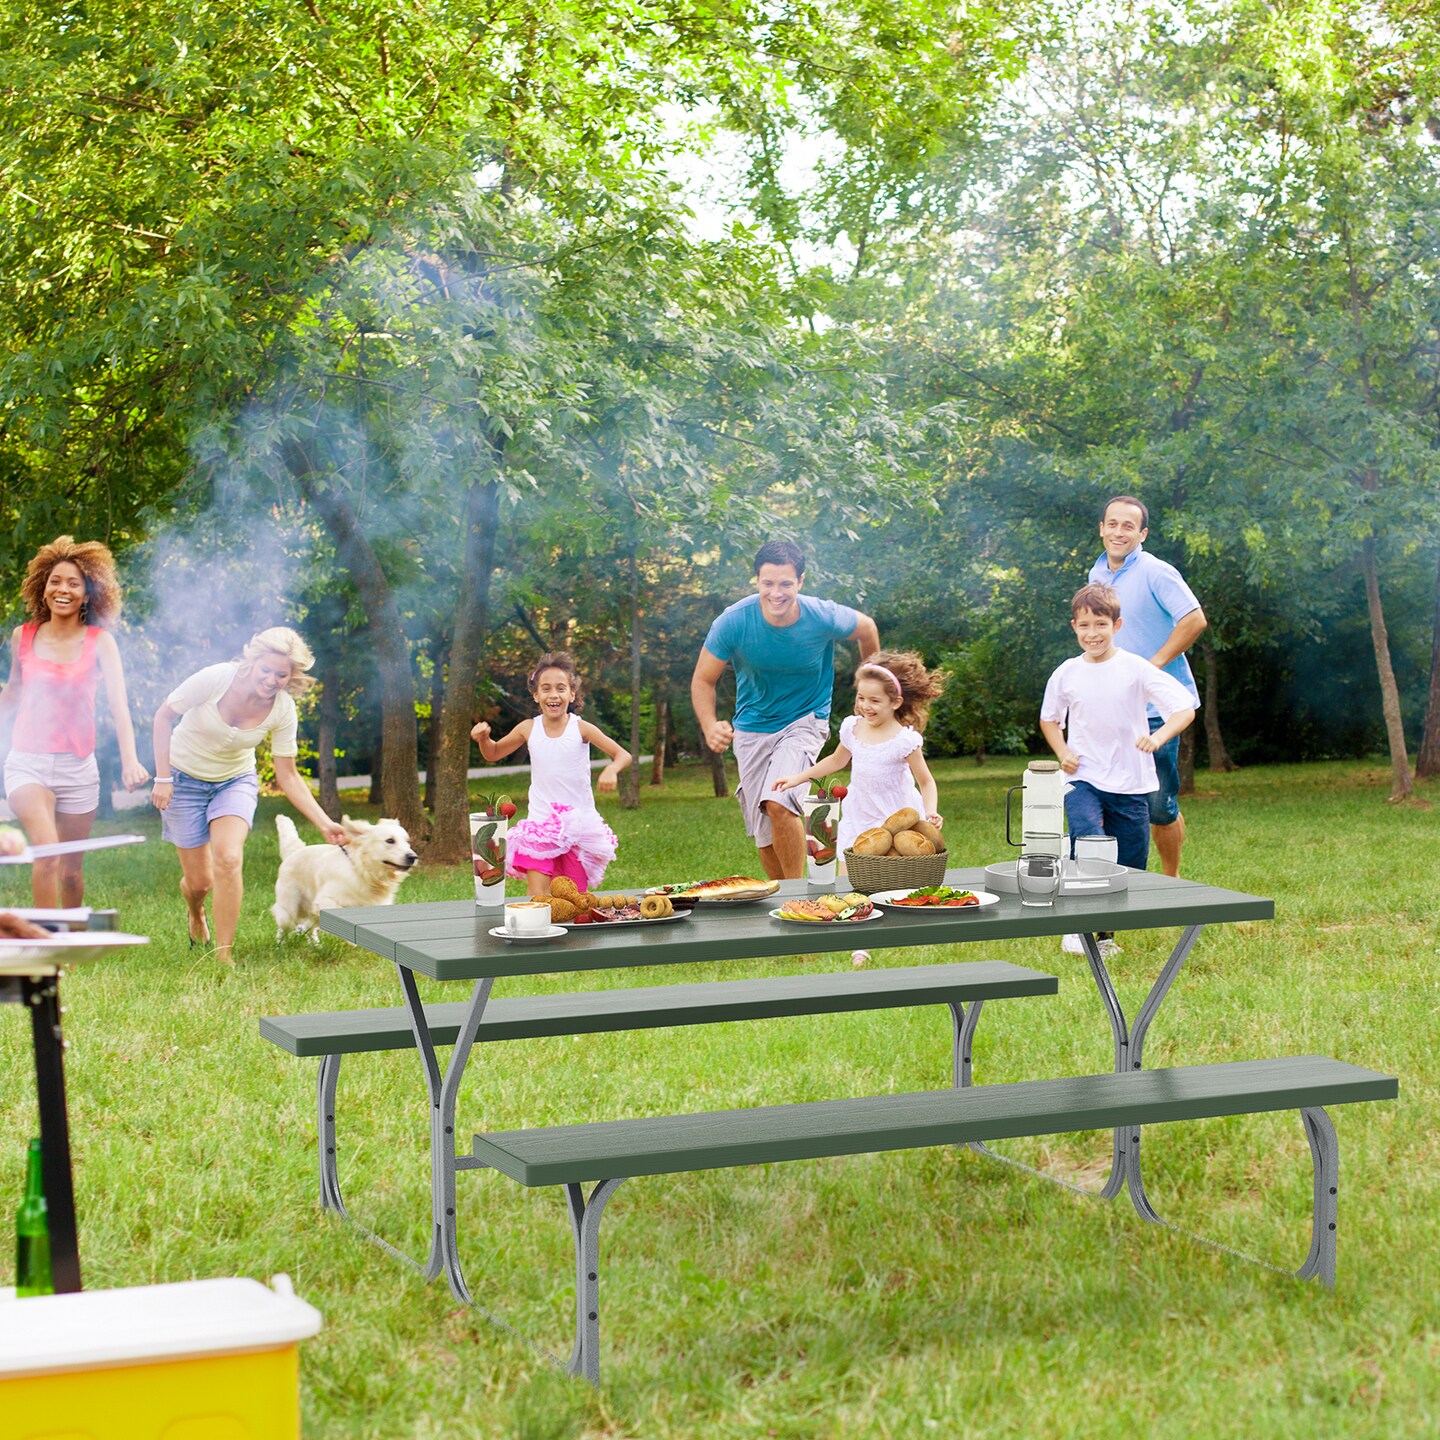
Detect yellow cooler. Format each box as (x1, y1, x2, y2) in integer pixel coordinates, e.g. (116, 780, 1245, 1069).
(0, 1274, 323, 1439)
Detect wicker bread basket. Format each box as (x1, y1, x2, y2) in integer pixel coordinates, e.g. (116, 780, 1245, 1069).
(843, 847, 948, 895)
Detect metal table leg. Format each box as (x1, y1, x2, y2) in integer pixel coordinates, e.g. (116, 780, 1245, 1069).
(970, 924, 1204, 1210)
(396, 966, 494, 1300)
(1087, 924, 1205, 1219)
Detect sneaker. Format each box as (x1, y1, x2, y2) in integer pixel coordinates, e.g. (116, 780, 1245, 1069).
(1096, 937, 1123, 959)
(1061, 933, 1085, 954)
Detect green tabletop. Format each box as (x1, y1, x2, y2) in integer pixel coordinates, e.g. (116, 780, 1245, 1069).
(320, 869, 1274, 982)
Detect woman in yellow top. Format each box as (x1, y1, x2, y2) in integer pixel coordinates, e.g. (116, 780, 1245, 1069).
(152, 627, 345, 963)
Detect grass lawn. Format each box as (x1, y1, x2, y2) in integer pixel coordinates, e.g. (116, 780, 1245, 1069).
(2, 757, 1436, 1438)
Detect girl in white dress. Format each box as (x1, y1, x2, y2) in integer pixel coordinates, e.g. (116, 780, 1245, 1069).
(470, 652, 631, 894)
(772, 650, 944, 854)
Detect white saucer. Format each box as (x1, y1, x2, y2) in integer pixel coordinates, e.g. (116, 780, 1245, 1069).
(487, 925, 567, 943)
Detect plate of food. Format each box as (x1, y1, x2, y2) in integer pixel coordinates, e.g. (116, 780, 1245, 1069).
(769, 893, 881, 924)
(548, 887, 694, 928)
(665, 876, 782, 904)
(869, 886, 999, 910)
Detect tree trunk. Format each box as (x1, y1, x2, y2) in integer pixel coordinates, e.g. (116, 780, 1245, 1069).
(620, 548, 642, 810)
(1200, 637, 1236, 772)
(423, 642, 445, 815)
(317, 662, 340, 820)
(1178, 727, 1195, 796)
(285, 442, 426, 836)
(1360, 535, 1412, 801)
(1416, 545, 1440, 780)
(366, 691, 385, 809)
(650, 691, 669, 786)
(708, 746, 729, 798)
(429, 477, 502, 862)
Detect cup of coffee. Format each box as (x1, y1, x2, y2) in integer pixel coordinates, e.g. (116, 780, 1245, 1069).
(504, 899, 553, 935)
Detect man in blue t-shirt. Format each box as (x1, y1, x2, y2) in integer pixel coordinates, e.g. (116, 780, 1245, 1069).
(692, 539, 880, 878)
(1086, 496, 1207, 876)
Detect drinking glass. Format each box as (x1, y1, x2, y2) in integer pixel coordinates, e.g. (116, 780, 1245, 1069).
(799, 795, 840, 886)
(1073, 835, 1119, 866)
(471, 811, 509, 909)
(1016, 853, 1064, 907)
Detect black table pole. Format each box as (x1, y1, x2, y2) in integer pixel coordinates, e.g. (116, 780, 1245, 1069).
(24, 973, 82, 1292)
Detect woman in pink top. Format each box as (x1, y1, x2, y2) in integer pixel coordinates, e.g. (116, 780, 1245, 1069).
(470, 652, 630, 894)
(0, 536, 149, 905)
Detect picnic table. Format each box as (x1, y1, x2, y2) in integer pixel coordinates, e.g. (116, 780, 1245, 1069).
(266, 868, 1396, 1381)
(305, 871, 1264, 1269)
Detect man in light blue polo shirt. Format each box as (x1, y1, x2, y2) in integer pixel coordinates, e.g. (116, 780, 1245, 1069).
(1087, 496, 1207, 876)
(692, 539, 880, 878)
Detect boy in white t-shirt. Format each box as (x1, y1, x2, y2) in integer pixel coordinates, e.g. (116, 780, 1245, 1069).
(1039, 583, 1195, 878)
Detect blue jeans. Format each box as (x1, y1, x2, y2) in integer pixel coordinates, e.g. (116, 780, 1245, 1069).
(1064, 781, 1150, 871)
(1146, 714, 1181, 826)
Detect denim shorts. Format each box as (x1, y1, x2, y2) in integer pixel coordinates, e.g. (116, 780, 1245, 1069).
(161, 768, 260, 849)
(1064, 781, 1151, 871)
(1146, 714, 1182, 826)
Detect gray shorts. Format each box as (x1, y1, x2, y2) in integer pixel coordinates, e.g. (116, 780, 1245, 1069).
(732, 715, 830, 847)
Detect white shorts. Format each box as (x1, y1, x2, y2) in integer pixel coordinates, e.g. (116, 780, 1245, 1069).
(3, 750, 102, 815)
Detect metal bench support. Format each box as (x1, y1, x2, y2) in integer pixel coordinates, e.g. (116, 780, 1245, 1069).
(565, 1178, 627, 1385)
(318, 1053, 345, 1215)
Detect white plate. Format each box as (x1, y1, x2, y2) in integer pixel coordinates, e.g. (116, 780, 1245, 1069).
(0, 931, 149, 975)
(556, 909, 693, 929)
(869, 889, 1000, 910)
(0, 834, 147, 865)
(487, 925, 568, 943)
(768, 907, 885, 925)
(657, 880, 781, 904)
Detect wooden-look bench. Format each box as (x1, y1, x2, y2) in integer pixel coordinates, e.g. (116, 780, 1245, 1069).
(470, 1055, 1398, 1385)
(259, 960, 1059, 1218)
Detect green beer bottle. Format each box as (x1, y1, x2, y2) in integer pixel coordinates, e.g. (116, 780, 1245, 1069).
(16, 1136, 53, 1297)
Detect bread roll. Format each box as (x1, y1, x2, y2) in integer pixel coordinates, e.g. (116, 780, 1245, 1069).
(548, 897, 578, 922)
(550, 877, 580, 901)
(911, 818, 945, 851)
(851, 827, 894, 856)
(893, 831, 936, 856)
(884, 807, 920, 835)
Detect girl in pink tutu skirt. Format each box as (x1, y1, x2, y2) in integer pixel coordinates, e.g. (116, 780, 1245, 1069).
(470, 652, 631, 895)
(772, 650, 945, 856)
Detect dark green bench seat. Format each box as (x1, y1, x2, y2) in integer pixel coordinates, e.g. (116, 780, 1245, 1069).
(260, 960, 1059, 1216)
(470, 1055, 1398, 1384)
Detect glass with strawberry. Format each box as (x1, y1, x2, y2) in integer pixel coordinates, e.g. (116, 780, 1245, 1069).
(798, 783, 846, 886)
(470, 793, 517, 907)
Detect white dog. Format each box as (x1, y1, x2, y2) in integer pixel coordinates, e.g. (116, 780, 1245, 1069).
(272, 814, 418, 940)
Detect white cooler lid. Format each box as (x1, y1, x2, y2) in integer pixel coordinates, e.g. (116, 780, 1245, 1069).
(0, 1276, 322, 1378)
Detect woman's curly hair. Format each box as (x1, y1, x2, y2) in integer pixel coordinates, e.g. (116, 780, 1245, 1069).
(21, 535, 124, 627)
(234, 627, 318, 698)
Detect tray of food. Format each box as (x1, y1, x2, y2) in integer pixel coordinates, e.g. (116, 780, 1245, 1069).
(869, 886, 999, 910)
(770, 892, 881, 924)
(654, 876, 782, 904)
